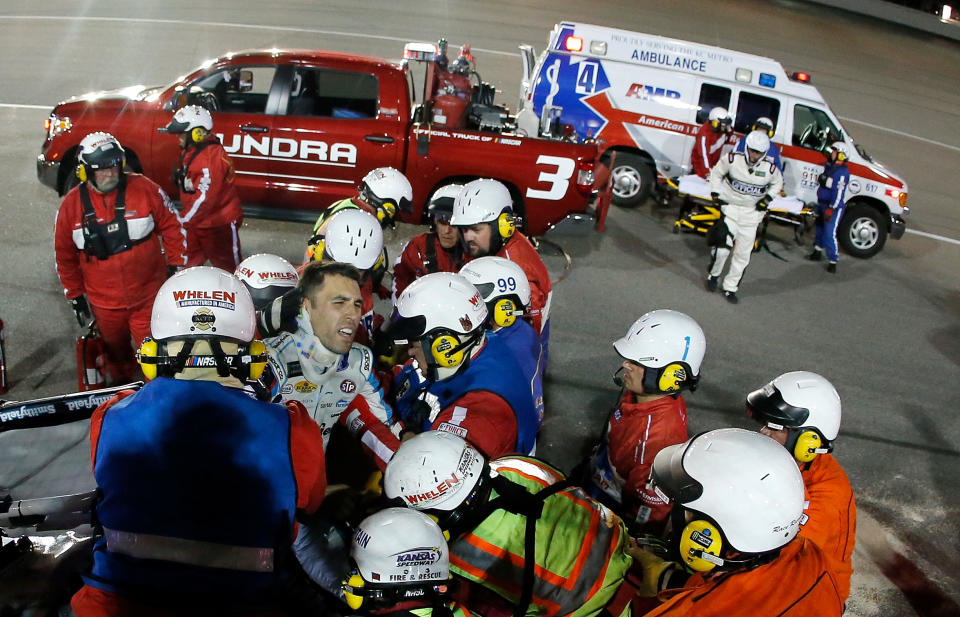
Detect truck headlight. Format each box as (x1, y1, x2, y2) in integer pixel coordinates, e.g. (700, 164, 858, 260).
(44, 114, 72, 139)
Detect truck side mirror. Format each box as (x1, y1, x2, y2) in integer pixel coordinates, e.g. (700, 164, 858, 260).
(238, 70, 254, 93)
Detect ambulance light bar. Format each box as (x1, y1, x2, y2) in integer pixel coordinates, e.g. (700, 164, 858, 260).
(590, 40, 607, 55)
(759, 73, 776, 88)
(791, 71, 811, 83)
(403, 42, 438, 62)
(564, 36, 583, 52)
(735, 68, 752, 83)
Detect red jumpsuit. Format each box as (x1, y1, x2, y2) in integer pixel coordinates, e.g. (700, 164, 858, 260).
(176, 139, 244, 270)
(495, 232, 551, 335)
(392, 232, 463, 300)
(644, 536, 844, 616)
(599, 393, 688, 526)
(690, 122, 728, 179)
(54, 174, 186, 383)
(800, 454, 856, 603)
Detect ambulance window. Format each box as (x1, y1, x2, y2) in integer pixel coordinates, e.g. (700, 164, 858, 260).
(189, 66, 277, 114)
(286, 68, 379, 119)
(733, 92, 780, 134)
(696, 84, 731, 124)
(793, 105, 842, 151)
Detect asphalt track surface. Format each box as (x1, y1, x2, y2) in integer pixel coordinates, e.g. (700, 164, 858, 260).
(0, 2, 958, 615)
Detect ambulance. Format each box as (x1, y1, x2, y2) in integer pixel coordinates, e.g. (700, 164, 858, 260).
(517, 22, 909, 258)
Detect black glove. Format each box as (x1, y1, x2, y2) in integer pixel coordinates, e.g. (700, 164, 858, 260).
(70, 295, 93, 327)
(710, 192, 722, 207)
(166, 265, 182, 278)
(755, 195, 771, 211)
(257, 288, 303, 337)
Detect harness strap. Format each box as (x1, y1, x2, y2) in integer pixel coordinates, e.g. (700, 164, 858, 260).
(176, 140, 213, 194)
(425, 233, 439, 274)
(104, 527, 274, 572)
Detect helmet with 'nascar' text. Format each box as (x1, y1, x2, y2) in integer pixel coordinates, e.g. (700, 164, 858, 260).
(384, 431, 486, 512)
(234, 253, 299, 310)
(359, 167, 413, 226)
(458, 256, 530, 329)
(613, 309, 705, 392)
(322, 209, 385, 272)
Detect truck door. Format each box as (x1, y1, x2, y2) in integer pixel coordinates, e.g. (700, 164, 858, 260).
(267, 65, 403, 211)
(783, 104, 843, 202)
(162, 65, 282, 207)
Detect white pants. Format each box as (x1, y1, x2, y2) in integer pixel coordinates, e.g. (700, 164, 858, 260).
(709, 212, 761, 293)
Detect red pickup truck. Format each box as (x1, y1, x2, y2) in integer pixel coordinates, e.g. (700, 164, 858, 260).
(37, 41, 611, 236)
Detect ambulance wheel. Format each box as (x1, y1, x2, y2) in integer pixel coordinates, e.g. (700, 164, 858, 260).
(838, 204, 886, 258)
(611, 154, 654, 208)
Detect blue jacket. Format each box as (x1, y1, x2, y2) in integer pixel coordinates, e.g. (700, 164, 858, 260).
(817, 162, 850, 210)
(87, 378, 299, 603)
(495, 320, 545, 427)
(734, 137, 783, 171)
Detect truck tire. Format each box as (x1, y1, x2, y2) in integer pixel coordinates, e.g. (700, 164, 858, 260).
(838, 203, 887, 259)
(610, 153, 655, 208)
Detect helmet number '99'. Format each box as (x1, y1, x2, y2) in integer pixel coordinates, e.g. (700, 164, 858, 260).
(526, 155, 575, 201)
(497, 277, 517, 293)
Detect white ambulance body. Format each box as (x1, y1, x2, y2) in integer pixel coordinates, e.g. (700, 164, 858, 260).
(518, 22, 908, 257)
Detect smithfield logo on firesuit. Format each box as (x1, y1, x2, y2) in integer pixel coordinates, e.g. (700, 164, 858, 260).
(391, 546, 442, 567)
(219, 134, 357, 166)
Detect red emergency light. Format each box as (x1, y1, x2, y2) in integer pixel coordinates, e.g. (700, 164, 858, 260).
(791, 71, 811, 83)
(564, 36, 583, 52)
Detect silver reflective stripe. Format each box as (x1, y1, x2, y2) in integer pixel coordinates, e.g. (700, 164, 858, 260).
(104, 527, 274, 572)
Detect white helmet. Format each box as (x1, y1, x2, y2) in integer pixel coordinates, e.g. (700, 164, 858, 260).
(753, 116, 775, 137)
(350, 508, 449, 584)
(322, 209, 384, 271)
(747, 371, 841, 461)
(458, 257, 530, 329)
(827, 141, 848, 162)
(449, 178, 513, 226)
(707, 107, 730, 125)
(652, 429, 805, 561)
(359, 167, 414, 224)
(384, 431, 486, 512)
(613, 309, 705, 393)
(426, 184, 464, 220)
(234, 254, 299, 310)
(745, 130, 770, 153)
(78, 132, 125, 191)
(165, 104, 214, 134)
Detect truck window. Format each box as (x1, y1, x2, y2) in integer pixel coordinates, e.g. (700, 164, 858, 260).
(189, 66, 277, 114)
(286, 68, 379, 119)
(733, 92, 780, 134)
(793, 104, 842, 152)
(696, 84, 731, 124)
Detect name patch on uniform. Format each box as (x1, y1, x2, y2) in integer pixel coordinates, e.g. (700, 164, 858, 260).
(438, 422, 468, 438)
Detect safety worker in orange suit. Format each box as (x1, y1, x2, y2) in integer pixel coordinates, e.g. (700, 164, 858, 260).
(70, 267, 327, 617)
(690, 106, 732, 179)
(581, 310, 705, 533)
(165, 105, 244, 270)
(55, 132, 186, 384)
(449, 179, 553, 361)
(631, 428, 844, 616)
(746, 371, 856, 604)
(391, 183, 464, 301)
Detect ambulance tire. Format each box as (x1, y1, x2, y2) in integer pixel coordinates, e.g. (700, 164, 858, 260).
(838, 204, 886, 259)
(611, 154, 655, 208)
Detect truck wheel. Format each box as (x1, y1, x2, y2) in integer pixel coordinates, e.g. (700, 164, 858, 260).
(838, 204, 887, 258)
(610, 154, 654, 208)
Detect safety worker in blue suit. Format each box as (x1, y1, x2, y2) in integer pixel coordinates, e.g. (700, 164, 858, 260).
(734, 117, 782, 171)
(808, 142, 850, 273)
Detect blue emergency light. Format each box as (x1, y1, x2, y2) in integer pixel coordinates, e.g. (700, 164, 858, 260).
(759, 73, 776, 88)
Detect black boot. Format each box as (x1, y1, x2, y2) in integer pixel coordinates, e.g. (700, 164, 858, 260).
(807, 248, 823, 261)
(705, 276, 719, 292)
(827, 261, 837, 274)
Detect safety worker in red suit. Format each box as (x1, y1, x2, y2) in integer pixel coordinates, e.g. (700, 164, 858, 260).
(633, 428, 844, 616)
(690, 106, 732, 179)
(449, 179, 552, 362)
(338, 272, 539, 465)
(392, 183, 464, 301)
(54, 132, 186, 384)
(382, 432, 639, 617)
(582, 310, 705, 533)
(306, 209, 387, 347)
(808, 141, 851, 273)
(165, 105, 244, 270)
(746, 371, 856, 604)
(705, 130, 783, 304)
(341, 507, 476, 617)
(70, 267, 327, 617)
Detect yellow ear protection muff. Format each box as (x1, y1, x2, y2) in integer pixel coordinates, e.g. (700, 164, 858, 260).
(491, 298, 518, 328)
(76, 153, 126, 184)
(497, 211, 517, 239)
(376, 200, 398, 224)
(430, 332, 467, 368)
(341, 569, 452, 611)
(305, 234, 326, 262)
(243, 339, 268, 381)
(136, 337, 268, 380)
(785, 427, 831, 463)
(342, 572, 366, 610)
(136, 337, 160, 380)
(75, 164, 87, 183)
(679, 518, 724, 572)
(640, 362, 691, 395)
(190, 126, 208, 144)
(832, 147, 847, 163)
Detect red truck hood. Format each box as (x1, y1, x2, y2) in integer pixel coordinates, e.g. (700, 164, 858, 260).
(60, 84, 165, 107)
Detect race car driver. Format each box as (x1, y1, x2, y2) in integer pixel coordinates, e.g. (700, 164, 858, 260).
(54, 131, 186, 384)
(391, 183, 465, 301)
(706, 130, 784, 304)
(449, 179, 552, 352)
(383, 431, 637, 617)
(338, 272, 539, 466)
(165, 105, 244, 270)
(635, 429, 843, 616)
(583, 310, 705, 531)
(690, 106, 732, 179)
(458, 256, 544, 426)
(746, 371, 856, 603)
(808, 142, 851, 273)
(70, 267, 326, 616)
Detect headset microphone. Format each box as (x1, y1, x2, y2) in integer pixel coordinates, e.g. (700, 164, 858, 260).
(613, 367, 624, 387)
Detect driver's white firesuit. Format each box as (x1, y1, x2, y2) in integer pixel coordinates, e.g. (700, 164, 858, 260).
(708, 151, 783, 293)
